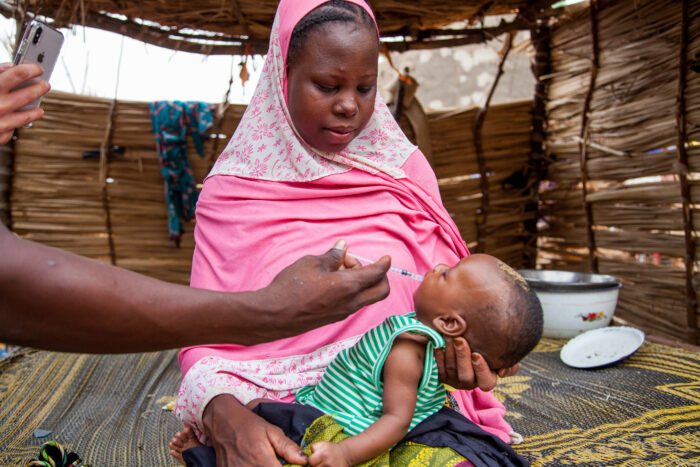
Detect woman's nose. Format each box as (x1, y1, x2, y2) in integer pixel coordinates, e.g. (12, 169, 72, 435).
(334, 92, 358, 117)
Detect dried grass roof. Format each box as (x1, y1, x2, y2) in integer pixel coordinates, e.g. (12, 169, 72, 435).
(2, 0, 556, 55)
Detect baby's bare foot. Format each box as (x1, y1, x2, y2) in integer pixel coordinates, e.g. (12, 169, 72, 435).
(169, 426, 202, 466)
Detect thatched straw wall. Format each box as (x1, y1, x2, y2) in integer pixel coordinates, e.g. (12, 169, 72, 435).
(540, 0, 699, 344)
(427, 101, 535, 267)
(11, 92, 243, 284)
(10, 91, 534, 285)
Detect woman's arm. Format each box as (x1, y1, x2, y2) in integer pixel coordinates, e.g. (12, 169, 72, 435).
(308, 337, 424, 466)
(0, 224, 390, 353)
(202, 395, 308, 467)
(0, 63, 49, 143)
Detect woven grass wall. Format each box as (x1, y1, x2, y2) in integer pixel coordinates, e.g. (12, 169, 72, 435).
(11, 92, 244, 284)
(540, 0, 699, 344)
(426, 101, 535, 267)
(10, 91, 535, 285)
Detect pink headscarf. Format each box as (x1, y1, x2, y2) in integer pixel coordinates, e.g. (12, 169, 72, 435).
(208, 0, 416, 181)
(177, 0, 514, 445)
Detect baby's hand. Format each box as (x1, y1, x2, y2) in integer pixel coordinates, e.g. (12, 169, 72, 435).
(307, 441, 350, 467)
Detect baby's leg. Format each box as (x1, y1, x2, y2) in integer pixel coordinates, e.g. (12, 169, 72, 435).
(169, 426, 203, 466)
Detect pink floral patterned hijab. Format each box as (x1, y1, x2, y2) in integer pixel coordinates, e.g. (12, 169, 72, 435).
(208, 0, 417, 181)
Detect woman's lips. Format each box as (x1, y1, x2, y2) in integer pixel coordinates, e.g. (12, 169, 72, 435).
(325, 127, 355, 145)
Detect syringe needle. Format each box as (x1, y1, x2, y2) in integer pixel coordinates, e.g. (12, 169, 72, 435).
(346, 252, 424, 282)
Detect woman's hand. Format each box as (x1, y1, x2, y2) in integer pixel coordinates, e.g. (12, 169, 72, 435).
(434, 337, 519, 391)
(260, 240, 390, 339)
(0, 63, 50, 144)
(203, 395, 308, 466)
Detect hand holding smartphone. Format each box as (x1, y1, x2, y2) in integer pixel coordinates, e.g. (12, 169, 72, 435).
(11, 19, 64, 112)
(0, 20, 63, 143)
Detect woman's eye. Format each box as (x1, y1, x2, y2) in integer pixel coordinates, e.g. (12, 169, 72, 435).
(316, 84, 336, 93)
(358, 86, 374, 94)
(442, 270, 448, 279)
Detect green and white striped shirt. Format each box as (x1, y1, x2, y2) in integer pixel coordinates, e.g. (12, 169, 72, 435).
(296, 312, 446, 436)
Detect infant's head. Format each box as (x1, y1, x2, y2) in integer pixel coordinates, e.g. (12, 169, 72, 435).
(413, 254, 543, 370)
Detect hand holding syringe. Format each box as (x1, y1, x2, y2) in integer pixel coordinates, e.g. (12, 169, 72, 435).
(346, 252, 424, 282)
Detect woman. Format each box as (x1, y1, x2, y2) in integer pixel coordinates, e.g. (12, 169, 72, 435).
(176, 0, 518, 464)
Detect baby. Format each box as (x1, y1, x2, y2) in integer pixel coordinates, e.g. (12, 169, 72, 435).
(169, 253, 541, 466)
(293, 253, 543, 466)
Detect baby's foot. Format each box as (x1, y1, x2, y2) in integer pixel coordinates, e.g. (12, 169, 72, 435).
(169, 426, 202, 466)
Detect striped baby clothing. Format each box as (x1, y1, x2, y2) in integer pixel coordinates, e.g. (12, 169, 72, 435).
(295, 312, 446, 436)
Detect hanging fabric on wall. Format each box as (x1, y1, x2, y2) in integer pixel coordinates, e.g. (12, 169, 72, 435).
(149, 101, 214, 247)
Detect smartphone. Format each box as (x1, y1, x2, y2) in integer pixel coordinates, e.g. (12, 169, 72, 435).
(12, 19, 64, 111)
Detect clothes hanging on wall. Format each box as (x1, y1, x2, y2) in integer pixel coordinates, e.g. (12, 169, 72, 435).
(149, 101, 214, 247)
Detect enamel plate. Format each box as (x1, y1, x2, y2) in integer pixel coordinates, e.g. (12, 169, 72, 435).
(560, 326, 645, 369)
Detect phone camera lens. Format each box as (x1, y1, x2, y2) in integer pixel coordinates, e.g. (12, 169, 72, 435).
(32, 27, 43, 44)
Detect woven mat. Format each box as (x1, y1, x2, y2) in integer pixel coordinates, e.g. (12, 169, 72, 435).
(0, 338, 698, 466)
(506, 338, 700, 466)
(0, 350, 182, 466)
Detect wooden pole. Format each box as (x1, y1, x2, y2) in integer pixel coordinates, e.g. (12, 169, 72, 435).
(578, 0, 600, 273)
(523, 7, 551, 269)
(98, 36, 126, 266)
(99, 99, 118, 266)
(473, 33, 513, 253)
(675, 0, 697, 344)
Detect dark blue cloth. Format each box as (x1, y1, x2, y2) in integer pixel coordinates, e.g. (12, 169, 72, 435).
(181, 403, 528, 467)
(149, 101, 213, 247)
(182, 403, 323, 467)
(401, 407, 529, 467)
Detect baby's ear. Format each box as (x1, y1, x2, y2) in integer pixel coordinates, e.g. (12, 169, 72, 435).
(432, 313, 467, 337)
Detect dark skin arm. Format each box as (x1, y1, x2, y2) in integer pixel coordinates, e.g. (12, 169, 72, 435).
(203, 395, 309, 467)
(307, 336, 424, 466)
(0, 63, 49, 144)
(0, 224, 390, 353)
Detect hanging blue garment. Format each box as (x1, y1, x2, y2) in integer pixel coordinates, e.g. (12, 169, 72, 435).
(149, 101, 214, 247)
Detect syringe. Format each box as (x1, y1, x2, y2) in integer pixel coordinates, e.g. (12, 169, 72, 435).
(346, 252, 424, 282)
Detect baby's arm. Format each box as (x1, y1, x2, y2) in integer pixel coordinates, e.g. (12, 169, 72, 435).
(308, 336, 426, 467)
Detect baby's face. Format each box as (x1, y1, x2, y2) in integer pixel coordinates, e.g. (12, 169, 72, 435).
(414, 254, 498, 317)
(414, 254, 511, 370)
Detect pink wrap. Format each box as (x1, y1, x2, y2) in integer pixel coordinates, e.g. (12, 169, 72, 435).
(176, 0, 513, 446)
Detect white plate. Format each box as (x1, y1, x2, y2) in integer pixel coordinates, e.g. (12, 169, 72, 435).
(560, 326, 645, 369)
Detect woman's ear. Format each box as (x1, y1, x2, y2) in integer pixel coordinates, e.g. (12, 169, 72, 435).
(432, 313, 467, 337)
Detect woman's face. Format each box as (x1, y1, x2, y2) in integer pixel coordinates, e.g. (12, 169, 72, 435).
(286, 21, 378, 153)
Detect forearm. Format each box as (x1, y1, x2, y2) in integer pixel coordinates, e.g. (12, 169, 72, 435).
(0, 225, 272, 352)
(202, 394, 248, 441)
(338, 414, 410, 465)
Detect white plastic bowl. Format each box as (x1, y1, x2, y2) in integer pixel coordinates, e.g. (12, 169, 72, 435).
(518, 270, 622, 339)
